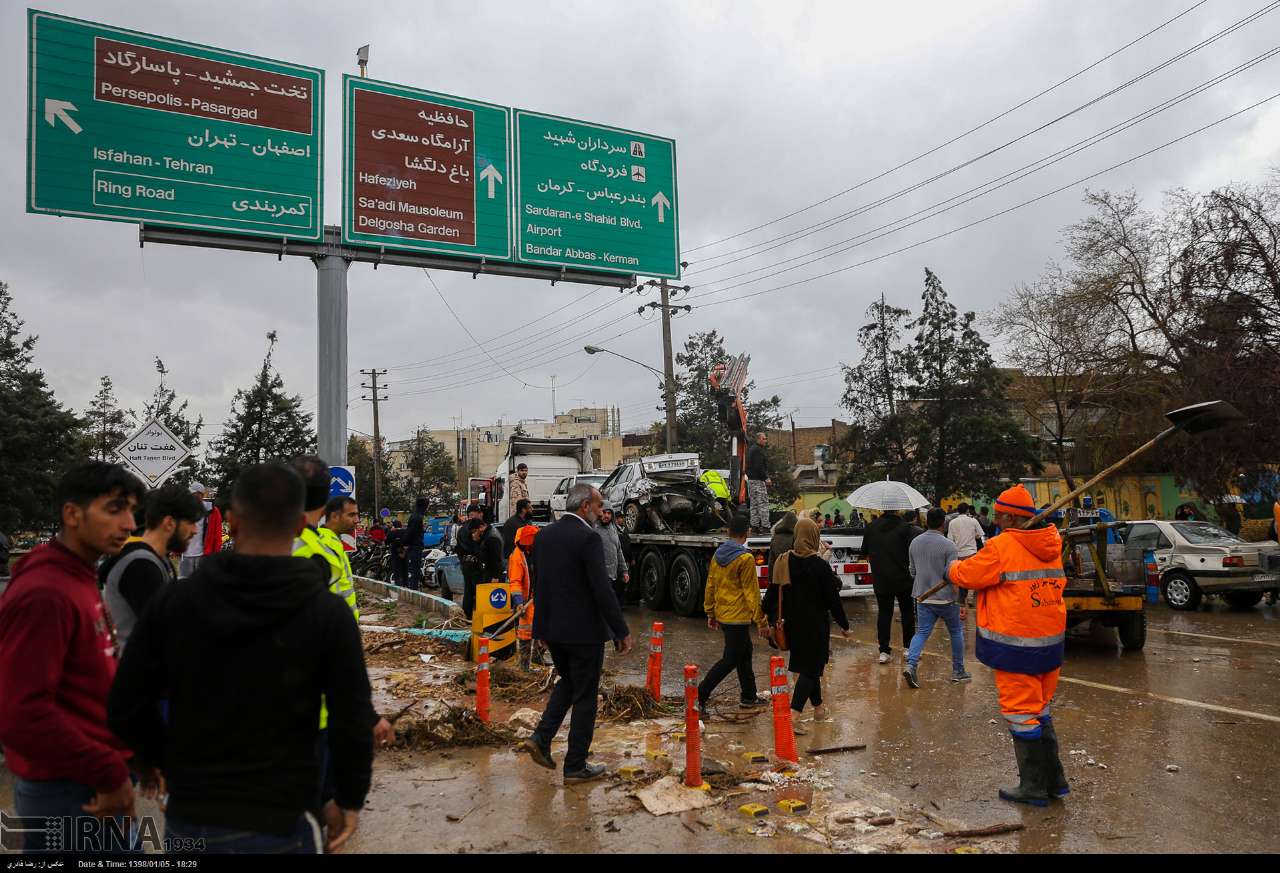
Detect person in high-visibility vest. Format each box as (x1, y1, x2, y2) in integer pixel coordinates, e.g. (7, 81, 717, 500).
(509, 524, 539, 669)
(318, 495, 360, 617)
(945, 483, 1069, 807)
(290, 457, 393, 844)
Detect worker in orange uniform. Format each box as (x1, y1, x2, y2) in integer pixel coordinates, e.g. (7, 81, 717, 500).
(509, 524, 539, 670)
(945, 483, 1068, 807)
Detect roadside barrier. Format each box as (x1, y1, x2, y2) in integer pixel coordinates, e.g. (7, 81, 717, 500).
(476, 636, 491, 724)
(645, 621, 665, 700)
(684, 664, 702, 788)
(769, 656, 798, 763)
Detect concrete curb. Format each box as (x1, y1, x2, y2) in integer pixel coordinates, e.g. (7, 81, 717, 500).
(353, 575, 461, 618)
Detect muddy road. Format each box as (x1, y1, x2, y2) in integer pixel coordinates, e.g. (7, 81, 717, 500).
(348, 595, 1278, 853)
(3, 596, 1274, 854)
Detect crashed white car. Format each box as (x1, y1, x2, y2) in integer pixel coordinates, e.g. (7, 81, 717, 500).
(599, 454, 727, 534)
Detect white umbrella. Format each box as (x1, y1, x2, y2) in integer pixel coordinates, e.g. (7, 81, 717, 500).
(845, 480, 931, 511)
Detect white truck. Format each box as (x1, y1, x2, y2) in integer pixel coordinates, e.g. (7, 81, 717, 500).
(629, 525, 875, 617)
(476, 437, 592, 523)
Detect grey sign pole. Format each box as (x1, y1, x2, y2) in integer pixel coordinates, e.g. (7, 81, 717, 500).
(315, 248, 349, 466)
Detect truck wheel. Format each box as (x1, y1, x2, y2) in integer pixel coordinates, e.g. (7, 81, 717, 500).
(640, 549, 669, 610)
(1162, 572, 1202, 611)
(669, 551, 705, 617)
(1224, 590, 1264, 609)
(624, 501, 646, 535)
(1116, 610, 1147, 651)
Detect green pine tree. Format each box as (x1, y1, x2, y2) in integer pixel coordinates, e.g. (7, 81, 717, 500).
(84, 375, 135, 462)
(901, 269, 1040, 503)
(205, 331, 315, 492)
(139, 358, 204, 488)
(0, 280, 87, 532)
(838, 294, 914, 486)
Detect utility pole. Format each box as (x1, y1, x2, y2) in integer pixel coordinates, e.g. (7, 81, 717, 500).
(360, 369, 388, 515)
(550, 375, 557, 420)
(633, 271, 691, 453)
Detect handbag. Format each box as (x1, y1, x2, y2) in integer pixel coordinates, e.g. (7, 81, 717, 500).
(770, 581, 789, 651)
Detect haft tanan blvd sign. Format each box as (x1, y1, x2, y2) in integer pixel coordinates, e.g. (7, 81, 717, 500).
(27, 9, 324, 241)
(115, 418, 191, 486)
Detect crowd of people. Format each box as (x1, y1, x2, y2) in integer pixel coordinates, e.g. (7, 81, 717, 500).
(13, 447, 1253, 854)
(0, 457, 393, 854)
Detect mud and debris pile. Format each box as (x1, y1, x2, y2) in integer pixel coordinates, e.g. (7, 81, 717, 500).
(599, 685, 682, 722)
(363, 632, 459, 668)
(395, 700, 518, 749)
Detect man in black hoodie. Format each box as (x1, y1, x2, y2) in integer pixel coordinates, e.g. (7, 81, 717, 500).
(108, 463, 374, 854)
(863, 509, 919, 665)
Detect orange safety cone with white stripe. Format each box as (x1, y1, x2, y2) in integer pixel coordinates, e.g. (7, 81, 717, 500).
(684, 664, 702, 788)
(476, 636, 491, 724)
(645, 621, 665, 701)
(769, 656, 798, 763)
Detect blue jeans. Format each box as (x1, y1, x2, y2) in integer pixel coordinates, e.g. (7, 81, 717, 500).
(13, 777, 141, 853)
(165, 813, 321, 854)
(906, 601, 966, 673)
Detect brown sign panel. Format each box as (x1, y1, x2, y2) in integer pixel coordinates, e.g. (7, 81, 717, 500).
(94, 37, 313, 134)
(350, 88, 476, 246)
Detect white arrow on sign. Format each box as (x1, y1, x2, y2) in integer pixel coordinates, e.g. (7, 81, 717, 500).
(651, 190, 670, 223)
(479, 163, 503, 199)
(45, 99, 81, 134)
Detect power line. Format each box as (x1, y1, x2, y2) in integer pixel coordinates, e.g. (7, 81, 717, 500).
(692, 89, 1280, 311)
(390, 319, 659, 400)
(686, 6, 1280, 281)
(684, 46, 1280, 300)
(682, 0, 1213, 254)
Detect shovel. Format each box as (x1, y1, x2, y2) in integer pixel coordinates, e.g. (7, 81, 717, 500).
(916, 400, 1244, 603)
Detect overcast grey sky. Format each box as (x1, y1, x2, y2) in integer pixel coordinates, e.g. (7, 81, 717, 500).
(3, 1, 1277, 450)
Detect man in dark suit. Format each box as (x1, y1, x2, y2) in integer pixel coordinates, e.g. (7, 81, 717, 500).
(518, 484, 632, 783)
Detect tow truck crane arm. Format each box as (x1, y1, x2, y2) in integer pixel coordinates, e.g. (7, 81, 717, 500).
(709, 353, 751, 506)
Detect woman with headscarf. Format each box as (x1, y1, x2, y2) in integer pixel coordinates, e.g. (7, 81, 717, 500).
(764, 518, 850, 723)
(768, 511, 797, 571)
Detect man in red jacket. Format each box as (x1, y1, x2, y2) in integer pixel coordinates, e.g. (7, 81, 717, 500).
(0, 461, 149, 852)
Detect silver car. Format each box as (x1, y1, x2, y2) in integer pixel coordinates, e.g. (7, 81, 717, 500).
(1117, 520, 1280, 610)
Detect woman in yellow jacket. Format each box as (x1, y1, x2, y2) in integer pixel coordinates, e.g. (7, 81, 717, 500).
(697, 514, 769, 717)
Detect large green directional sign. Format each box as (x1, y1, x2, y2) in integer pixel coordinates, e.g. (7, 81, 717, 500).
(513, 111, 679, 278)
(342, 76, 511, 259)
(339, 76, 681, 278)
(27, 9, 324, 241)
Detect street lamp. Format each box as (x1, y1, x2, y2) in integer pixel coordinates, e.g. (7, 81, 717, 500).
(584, 345, 675, 452)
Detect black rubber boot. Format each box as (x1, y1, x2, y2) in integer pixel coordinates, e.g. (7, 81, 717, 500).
(1041, 717, 1070, 799)
(998, 736, 1050, 807)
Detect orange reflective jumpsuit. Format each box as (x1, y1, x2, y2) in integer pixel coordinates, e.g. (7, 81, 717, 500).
(949, 523, 1067, 739)
(508, 525, 538, 643)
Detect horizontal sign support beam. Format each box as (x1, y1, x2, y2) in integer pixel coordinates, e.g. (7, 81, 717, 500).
(137, 223, 634, 287)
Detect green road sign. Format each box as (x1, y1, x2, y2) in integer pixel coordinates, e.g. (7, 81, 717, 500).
(514, 110, 679, 278)
(342, 76, 511, 258)
(27, 9, 323, 241)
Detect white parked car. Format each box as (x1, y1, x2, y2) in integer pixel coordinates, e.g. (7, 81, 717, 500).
(1116, 519, 1280, 610)
(548, 473, 609, 520)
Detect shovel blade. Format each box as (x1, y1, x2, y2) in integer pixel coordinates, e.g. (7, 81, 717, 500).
(1165, 400, 1244, 434)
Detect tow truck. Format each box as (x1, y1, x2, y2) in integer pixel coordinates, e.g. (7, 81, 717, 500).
(1061, 518, 1148, 651)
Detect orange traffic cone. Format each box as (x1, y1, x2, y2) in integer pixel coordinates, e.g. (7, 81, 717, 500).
(684, 664, 702, 788)
(645, 621, 665, 701)
(769, 655, 798, 763)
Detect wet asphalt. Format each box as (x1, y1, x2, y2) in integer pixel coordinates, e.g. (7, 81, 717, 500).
(3, 596, 1275, 854)
(350, 595, 1280, 853)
